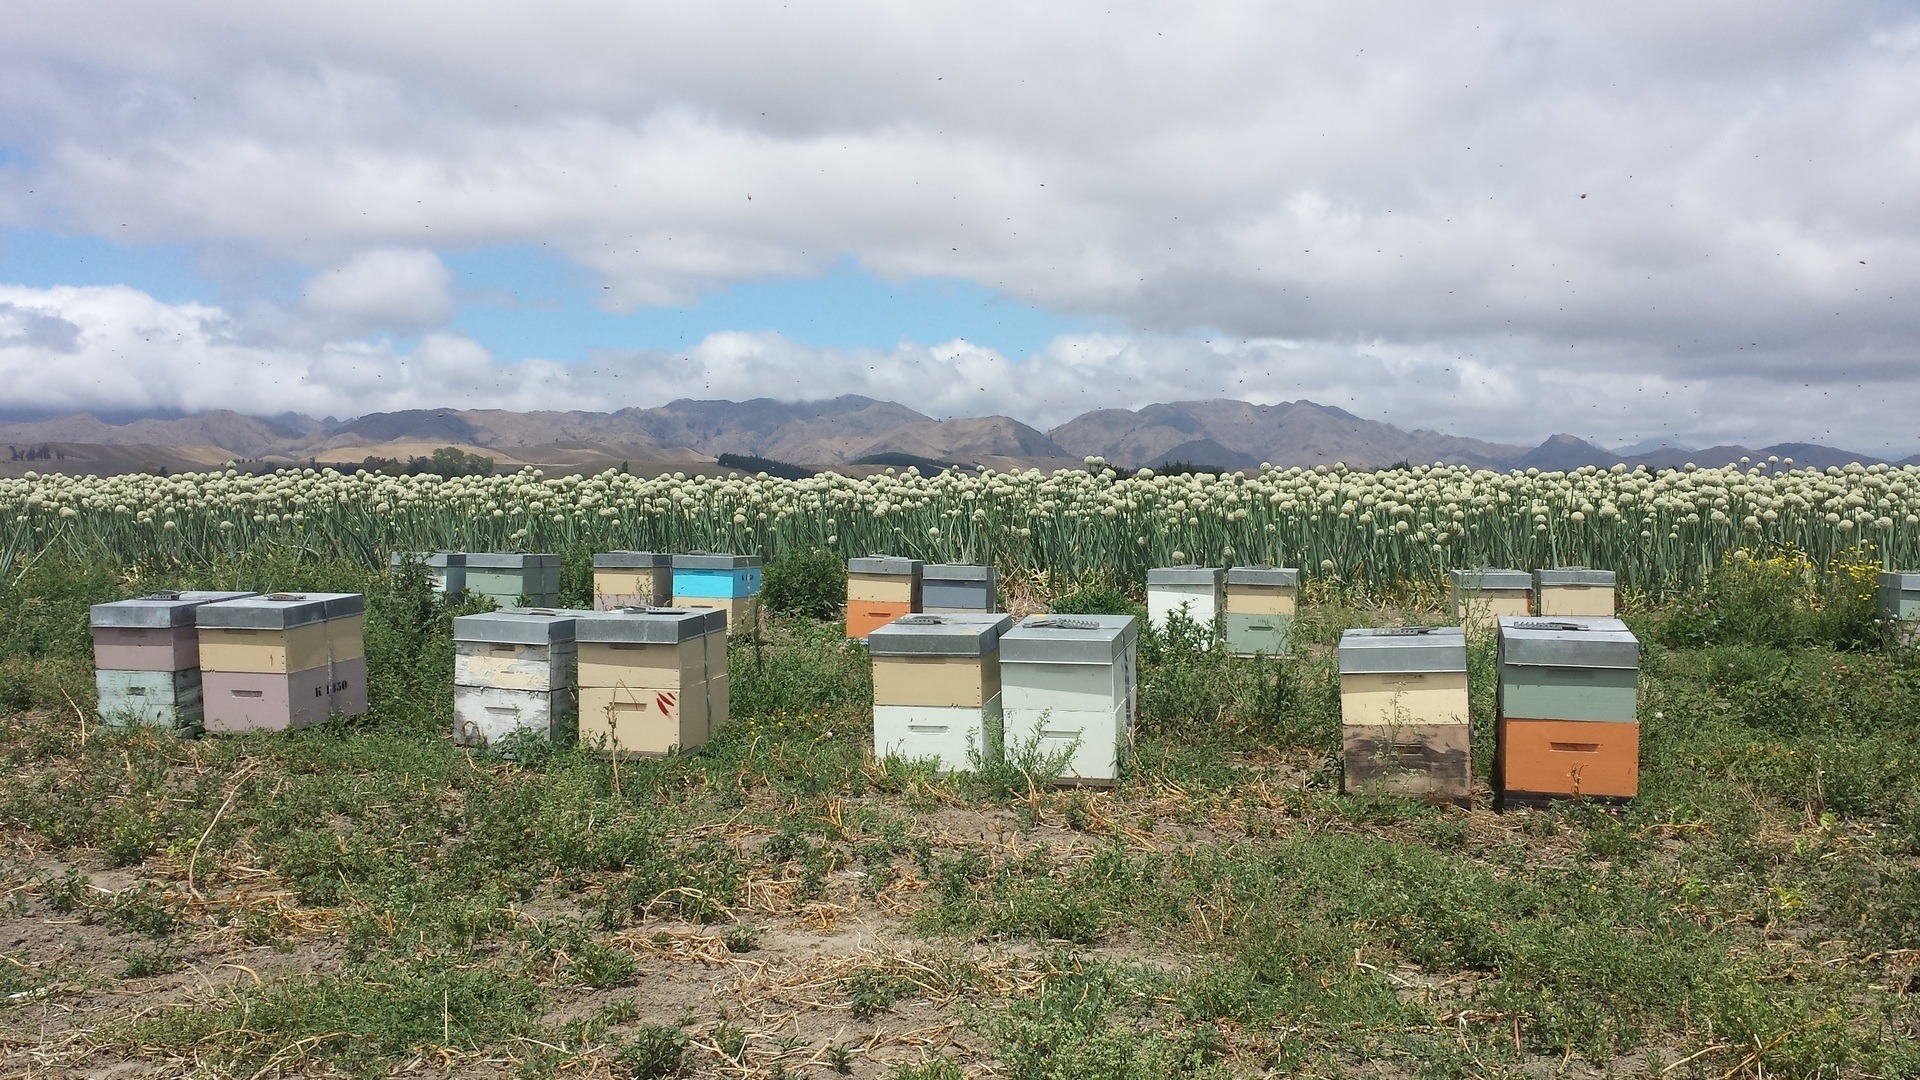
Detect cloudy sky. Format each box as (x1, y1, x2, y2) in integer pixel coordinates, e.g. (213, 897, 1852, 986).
(0, 2, 1915, 451)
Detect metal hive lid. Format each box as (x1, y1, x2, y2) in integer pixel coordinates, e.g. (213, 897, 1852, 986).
(90, 591, 260, 629)
(1226, 565, 1299, 587)
(453, 607, 592, 644)
(573, 607, 711, 644)
(1533, 567, 1617, 588)
(593, 551, 673, 569)
(1496, 617, 1639, 669)
(673, 552, 762, 570)
(848, 555, 924, 576)
(868, 613, 1013, 656)
(1000, 613, 1137, 665)
(1337, 626, 1468, 674)
(465, 551, 560, 569)
(923, 563, 995, 583)
(1451, 568, 1531, 590)
(390, 551, 466, 569)
(194, 592, 364, 630)
(1147, 564, 1223, 586)
(1877, 571, 1920, 591)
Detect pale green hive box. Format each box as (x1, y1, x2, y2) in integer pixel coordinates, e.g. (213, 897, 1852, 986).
(465, 552, 562, 607)
(1224, 566, 1297, 656)
(1496, 617, 1639, 722)
(1876, 572, 1920, 620)
(96, 669, 204, 735)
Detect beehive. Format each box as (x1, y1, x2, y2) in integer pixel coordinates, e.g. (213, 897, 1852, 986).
(1337, 626, 1471, 803)
(1533, 568, 1616, 617)
(1876, 572, 1920, 645)
(465, 552, 562, 607)
(922, 564, 997, 613)
(846, 555, 924, 639)
(575, 607, 727, 757)
(452, 608, 590, 749)
(390, 551, 466, 597)
(197, 593, 367, 733)
(1224, 566, 1297, 656)
(869, 613, 1013, 773)
(593, 551, 673, 611)
(1496, 617, 1640, 803)
(89, 590, 257, 733)
(1450, 569, 1531, 632)
(1000, 614, 1139, 785)
(1147, 565, 1224, 637)
(671, 553, 762, 636)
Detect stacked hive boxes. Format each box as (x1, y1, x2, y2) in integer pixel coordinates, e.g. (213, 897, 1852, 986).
(593, 552, 673, 611)
(672, 554, 762, 635)
(1147, 565, 1224, 637)
(1000, 614, 1139, 785)
(846, 555, 924, 639)
(1495, 617, 1640, 804)
(870, 614, 1012, 772)
(1338, 627, 1472, 803)
(90, 591, 257, 734)
(1876, 572, 1920, 645)
(390, 552, 466, 597)
(1450, 569, 1531, 632)
(465, 553, 561, 607)
(1224, 566, 1297, 656)
(452, 608, 587, 749)
(198, 593, 367, 733)
(921, 564, 996, 613)
(1533, 568, 1616, 616)
(576, 607, 728, 756)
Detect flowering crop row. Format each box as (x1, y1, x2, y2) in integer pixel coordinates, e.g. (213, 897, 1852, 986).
(4, 457, 1918, 592)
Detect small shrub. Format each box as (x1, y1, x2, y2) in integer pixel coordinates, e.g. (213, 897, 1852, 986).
(122, 949, 184, 978)
(617, 1023, 688, 1079)
(762, 549, 846, 620)
(1050, 587, 1144, 620)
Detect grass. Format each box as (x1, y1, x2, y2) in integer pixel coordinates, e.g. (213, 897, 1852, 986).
(0, 545, 1917, 1076)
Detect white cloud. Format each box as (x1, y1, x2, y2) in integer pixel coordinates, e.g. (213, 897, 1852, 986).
(301, 248, 455, 333)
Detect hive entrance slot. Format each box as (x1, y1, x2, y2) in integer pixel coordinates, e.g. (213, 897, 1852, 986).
(1549, 742, 1601, 753)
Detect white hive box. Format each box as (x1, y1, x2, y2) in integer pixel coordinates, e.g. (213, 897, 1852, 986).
(1533, 568, 1617, 617)
(1224, 566, 1297, 657)
(593, 551, 674, 611)
(575, 607, 722, 757)
(1000, 614, 1139, 785)
(197, 593, 367, 733)
(452, 608, 590, 749)
(921, 564, 997, 613)
(1146, 565, 1224, 637)
(1450, 569, 1531, 632)
(390, 552, 467, 597)
(1337, 626, 1471, 803)
(869, 613, 1013, 773)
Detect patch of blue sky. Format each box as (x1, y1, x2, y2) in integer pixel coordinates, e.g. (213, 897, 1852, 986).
(446, 249, 1100, 361)
(0, 229, 207, 304)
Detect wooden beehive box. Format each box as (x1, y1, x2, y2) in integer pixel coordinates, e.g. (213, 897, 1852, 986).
(1495, 617, 1640, 803)
(465, 552, 562, 607)
(671, 553, 762, 636)
(452, 608, 590, 749)
(1337, 626, 1471, 803)
(869, 613, 1013, 773)
(1147, 565, 1224, 637)
(1533, 568, 1616, 617)
(575, 607, 719, 757)
(1450, 569, 1531, 632)
(197, 593, 367, 733)
(390, 551, 467, 597)
(593, 551, 673, 611)
(1000, 614, 1139, 785)
(922, 564, 996, 613)
(847, 555, 924, 639)
(1224, 566, 1297, 657)
(90, 590, 257, 733)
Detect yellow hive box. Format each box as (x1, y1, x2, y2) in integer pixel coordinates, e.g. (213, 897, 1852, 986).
(848, 572, 919, 605)
(707, 673, 729, 736)
(577, 639, 704, 689)
(1339, 670, 1471, 727)
(872, 653, 1002, 709)
(579, 684, 707, 757)
(592, 568, 673, 609)
(1224, 584, 1296, 616)
(198, 616, 366, 675)
(673, 594, 757, 635)
(1533, 569, 1617, 617)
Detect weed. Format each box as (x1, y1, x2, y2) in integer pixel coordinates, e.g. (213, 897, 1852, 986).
(616, 1023, 688, 1079)
(120, 949, 183, 978)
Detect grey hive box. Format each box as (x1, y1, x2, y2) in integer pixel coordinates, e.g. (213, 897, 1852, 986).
(1450, 569, 1531, 631)
(1877, 572, 1920, 622)
(869, 613, 1014, 773)
(197, 593, 368, 734)
(921, 564, 996, 613)
(1495, 618, 1638, 723)
(1000, 614, 1139, 785)
(1224, 566, 1297, 656)
(593, 552, 674, 611)
(575, 607, 729, 757)
(1146, 565, 1224, 637)
(452, 608, 593, 749)
(391, 551, 467, 597)
(1533, 567, 1617, 617)
(465, 552, 562, 607)
(1338, 626, 1471, 803)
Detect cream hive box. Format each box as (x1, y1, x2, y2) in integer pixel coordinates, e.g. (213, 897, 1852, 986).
(1223, 566, 1297, 656)
(465, 552, 562, 607)
(452, 608, 591, 749)
(1533, 568, 1617, 617)
(1337, 626, 1471, 803)
(847, 555, 924, 639)
(869, 613, 1013, 773)
(1000, 614, 1139, 785)
(89, 590, 257, 733)
(921, 563, 996, 613)
(1450, 569, 1532, 632)
(575, 607, 725, 758)
(671, 553, 762, 636)
(1495, 617, 1640, 804)
(593, 551, 674, 611)
(197, 593, 367, 733)
(390, 551, 466, 597)
(1146, 565, 1224, 637)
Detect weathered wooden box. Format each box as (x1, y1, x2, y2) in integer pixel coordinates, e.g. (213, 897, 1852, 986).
(390, 551, 467, 597)
(451, 608, 589, 748)
(1224, 566, 1297, 656)
(922, 564, 996, 613)
(1147, 565, 1224, 637)
(593, 552, 673, 611)
(1000, 614, 1139, 785)
(202, 657, 369, 734)
(197, 593, 367, 732)
(96, 669, 204, 734)
(1338, 626, 1471, 803)
(1450, 569, 1531, 632)
(869, 613, 1012, 773)
(90, 590, 257, 672)
(1495, 616, 1640, 802)
(1533, 568, 1617, 617)
(465, 552, 562, 607)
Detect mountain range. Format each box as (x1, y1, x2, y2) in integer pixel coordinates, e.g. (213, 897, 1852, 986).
(0, 397, 1907, 476)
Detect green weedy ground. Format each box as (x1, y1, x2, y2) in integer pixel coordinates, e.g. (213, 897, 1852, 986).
(0, 549, 1916, 1079)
